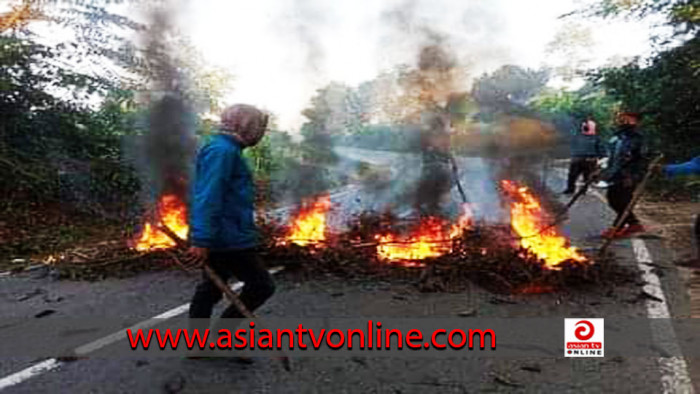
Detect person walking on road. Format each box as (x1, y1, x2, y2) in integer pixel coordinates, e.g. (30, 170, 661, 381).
(186, 104, 275, 336)
(563, 116, 605, 195)
(600, 111, 648, 238)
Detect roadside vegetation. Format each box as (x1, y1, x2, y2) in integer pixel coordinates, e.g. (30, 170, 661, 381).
(1, 0, 698, 264)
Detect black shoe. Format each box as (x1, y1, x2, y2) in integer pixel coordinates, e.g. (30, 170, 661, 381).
(186, 354, 253, 364)
(562, 189, 574, 195)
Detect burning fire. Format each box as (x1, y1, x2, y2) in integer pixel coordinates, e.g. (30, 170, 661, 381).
(134, 194, 189, 251)
(376, 204, 473, 263)
(285, 194, 332, 247)
(500, 180, 586, 268)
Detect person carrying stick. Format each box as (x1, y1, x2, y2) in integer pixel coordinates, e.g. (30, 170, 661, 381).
(599, 111, 648, 238)
(185, 104, 275, 358)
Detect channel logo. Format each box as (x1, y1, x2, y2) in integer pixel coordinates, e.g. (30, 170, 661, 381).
(564, 318, 604, 357)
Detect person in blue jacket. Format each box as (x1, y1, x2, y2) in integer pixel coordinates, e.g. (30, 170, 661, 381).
(187, 104, 275, 329)
(664, 156, 700, 178)
(663, 155, 700, 264)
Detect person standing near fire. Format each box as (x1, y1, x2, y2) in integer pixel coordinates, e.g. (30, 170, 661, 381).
(600, 111, 648, 238)
(563, 115, 605, 195)
(186, 104, 275, 334)
(416, 110, 453, 216)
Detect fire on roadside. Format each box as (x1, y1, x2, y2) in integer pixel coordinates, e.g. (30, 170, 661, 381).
(500, 180, 587, 269)
(284, 194, 332, 247)
(134, 194, 189, 251)
(375, 204, 473, 264)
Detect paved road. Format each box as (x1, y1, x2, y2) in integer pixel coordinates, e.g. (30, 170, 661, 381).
(0, 149, 693, 393)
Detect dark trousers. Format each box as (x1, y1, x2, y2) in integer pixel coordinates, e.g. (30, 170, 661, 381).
(566, 157, 597, 192)
(189, 249, 275, 320)
(606, 183, 640, 227)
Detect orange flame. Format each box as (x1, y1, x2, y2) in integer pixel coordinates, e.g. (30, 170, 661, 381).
(134, 195, 189, 251)
(285, 194, 332, 247)
(500, 180, 586, 268)
(376, 204, 473, 263)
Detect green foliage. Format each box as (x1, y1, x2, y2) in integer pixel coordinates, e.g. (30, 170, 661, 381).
(472, 65, 550, 111)
(590, 35, 700, 159)
(578, 0, 699, 37)
(532, 85, 619, 138)
(0, 2, 145, 212)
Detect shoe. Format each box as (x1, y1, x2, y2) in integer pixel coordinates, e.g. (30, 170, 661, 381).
(562, 189, 574, 195)
(186, 355, 253, 364)
(231, 356, 254, 365)
(617, 224, 646, 237)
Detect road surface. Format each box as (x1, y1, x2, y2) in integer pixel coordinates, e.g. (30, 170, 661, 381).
(0, 148, 693, 393)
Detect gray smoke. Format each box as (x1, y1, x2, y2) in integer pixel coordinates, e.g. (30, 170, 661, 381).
(135, 4, 196, 204)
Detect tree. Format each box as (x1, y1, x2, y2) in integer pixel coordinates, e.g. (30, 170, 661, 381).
(471, 65, 550, 119)
(545, 23, 596, 82)
(532, 84, 619, 138)
(0, 0, 145, 208)
(585, 0, 700, 35)
(591, 35, 700, 159)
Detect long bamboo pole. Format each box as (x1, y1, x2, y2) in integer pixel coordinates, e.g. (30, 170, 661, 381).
(157, 224, 291, 371)
(598, 155, 664, 257)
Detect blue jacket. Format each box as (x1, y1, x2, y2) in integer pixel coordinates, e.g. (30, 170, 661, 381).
(665, 156, 700, 178)
(189, 134, 258, 250)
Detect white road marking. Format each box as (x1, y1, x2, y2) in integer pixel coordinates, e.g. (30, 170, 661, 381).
(0, 267, 283, 391)
(633, 239, 694, 394)
(0, 359, 61, 391)
(554, 162, 693, 392)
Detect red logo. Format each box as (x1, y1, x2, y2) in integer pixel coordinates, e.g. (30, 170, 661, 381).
(574, 320, 594, 341)
(565, 318, 603, 357)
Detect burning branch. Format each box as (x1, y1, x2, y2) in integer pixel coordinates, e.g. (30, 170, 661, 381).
(134, 195, 189, 251)
(284, 194, 332, 247)
(501, 180, 587, 269)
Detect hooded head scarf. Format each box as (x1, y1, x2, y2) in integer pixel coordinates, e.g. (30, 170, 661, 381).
(220, 104, 269, 147)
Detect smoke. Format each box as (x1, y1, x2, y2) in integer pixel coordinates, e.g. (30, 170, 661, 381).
(292, 0, 326, 83)
(258, 0, 517, 223)
(171, 0, 557, 225)
(375, 6, 466, 217)
(134, 3, 196, 204)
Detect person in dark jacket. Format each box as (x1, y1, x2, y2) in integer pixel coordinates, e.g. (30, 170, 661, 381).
(563, 116, 605, 194)
(187, 104, 275, 331)
(600, 111, 647, 238)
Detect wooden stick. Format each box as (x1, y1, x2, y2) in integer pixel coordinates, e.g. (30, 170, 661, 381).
(202, 264, 254, 318)
(562, 165, 603, 211)
(515, 166, 605, 240)
(695, 213, 700, 261)
(157, 224, 291, 371)
(598, 155, 664, 257)
(450, 154, 469, 204)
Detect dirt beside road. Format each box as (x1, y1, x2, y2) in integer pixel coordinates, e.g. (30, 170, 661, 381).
(637, 200, 699, 264)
